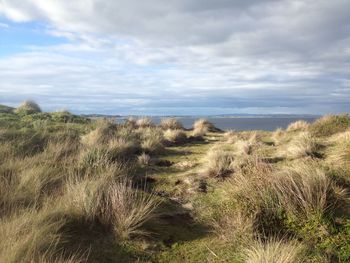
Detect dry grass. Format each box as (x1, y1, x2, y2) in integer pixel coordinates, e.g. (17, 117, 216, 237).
(272, 128, 284, 145)
(285, 132, 318, 159)
(136, 117, 153, 128)
(81, 121, 116, 146)
(160, 118, 183, 130)
(202, 148, 235, 178)
(213, 211, 254, 243)
(309, 114, 350, 137)
(139, 127, 164, 154)
(286, 120, 309, 132)
(138, 153, 151, 166)
(163, 129, 187, 144)
(124, 117, 137, 128)
(242, 238, 304, 263)
(193, 118, 216, 136)
(326, 130, 350, 166)
(102, 180, 160, 240)
(270, 161, 348, 220)
(0, 206, 67, 263)
(64, 175, 159, 240)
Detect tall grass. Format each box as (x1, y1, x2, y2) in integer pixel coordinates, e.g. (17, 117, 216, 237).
(160, 118, 183, 130)
(202, 148, 235, 178)
(63, 176, 159, 240)
(285, 132, 318, 158)
(242, 238, 304, 263)
(286, 120, 309, 132)
(309, 114, 350, 137)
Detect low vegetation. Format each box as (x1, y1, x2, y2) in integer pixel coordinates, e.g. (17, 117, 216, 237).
(1, 101, 350, 262)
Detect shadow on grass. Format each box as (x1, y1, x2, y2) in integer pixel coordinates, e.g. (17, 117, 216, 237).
(145, 198, 211, 248)
(62, 219, 152, 263)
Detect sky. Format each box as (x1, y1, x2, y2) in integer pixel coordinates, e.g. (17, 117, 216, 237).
(0, 0, 350, 115)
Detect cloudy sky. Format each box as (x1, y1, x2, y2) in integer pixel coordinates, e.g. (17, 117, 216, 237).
(0, 0, 349, 115)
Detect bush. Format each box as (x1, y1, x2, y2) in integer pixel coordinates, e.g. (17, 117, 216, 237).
(15, 100, 42, 115)
(160, 118, 183, 130)
(309, 114, 350, 137)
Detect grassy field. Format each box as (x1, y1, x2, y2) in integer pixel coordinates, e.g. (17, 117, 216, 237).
(1, 101, 350, 262)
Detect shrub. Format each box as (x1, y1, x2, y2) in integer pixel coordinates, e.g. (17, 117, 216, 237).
(136, 117, 153, 128)
(242, 238, 304, 263)
(163, 129, 187, 144)
(202, 148, 235, 178)
(15, 100, 42, 115)
(286, 120, 309, 132)
(285, 132, 318, 159)
(309, 114, 350, 137)
(160, 118, 183, 130)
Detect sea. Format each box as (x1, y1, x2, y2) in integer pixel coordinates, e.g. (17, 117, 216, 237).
(115, 116, 319, 131)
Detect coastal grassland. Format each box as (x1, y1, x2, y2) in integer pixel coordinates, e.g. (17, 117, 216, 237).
(1, 102, 350, 262)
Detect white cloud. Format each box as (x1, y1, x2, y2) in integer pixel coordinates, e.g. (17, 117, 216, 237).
(0, 0, 349, 114)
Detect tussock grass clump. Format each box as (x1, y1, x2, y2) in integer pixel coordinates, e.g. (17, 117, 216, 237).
(160, 118, 183, 130)
(287, 120, 309, 132)
(163, 129, 187, 144)
(124, 117, 137, 128)
(64, 177, 159, 240)
(102, 180, 160, 240)
(139, 127, 164, 154)
(326, 131, 350, 167)
(224, 130, 239, 143)
(309, 114, 350, 137)
(15, 100, 42, 115)
(202, 148, 235, 178)
(193, 118, 217, 136)
(81, 120, 116, 146)
(272, 162, 334, 219)
(136, 117, 153, 128)
(285, 132, 318, 159)
(137, 153, 151, 166)
(242, 238, 304, 263)
(0, 207, 68, 263)
(272, 128, 284, 145)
